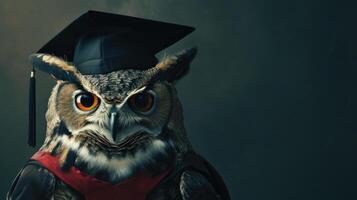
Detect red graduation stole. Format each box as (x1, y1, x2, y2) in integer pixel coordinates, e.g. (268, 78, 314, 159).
(31, 151, 169, 200)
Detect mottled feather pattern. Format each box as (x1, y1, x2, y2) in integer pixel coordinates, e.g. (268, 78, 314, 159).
(83, 70, 144, 102)
(11, 48, 218, 200)
(41, 129, 174, 183)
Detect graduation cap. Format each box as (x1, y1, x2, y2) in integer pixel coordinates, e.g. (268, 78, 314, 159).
(28, 10, 195, 147)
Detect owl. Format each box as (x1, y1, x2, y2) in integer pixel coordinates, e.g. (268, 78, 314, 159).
(6, 10, 229, 200)
(7, 47, 230, 200)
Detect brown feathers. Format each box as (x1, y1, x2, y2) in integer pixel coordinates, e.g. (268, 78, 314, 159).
(38, 48, 196, 184)
(57, 83, 88, 130)
(30, 54, 79, 82)
(147, 47, 198, 83)
(40, 54, 76, 73)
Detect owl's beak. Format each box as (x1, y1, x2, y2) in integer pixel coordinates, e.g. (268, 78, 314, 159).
(109, 112, 119, 142)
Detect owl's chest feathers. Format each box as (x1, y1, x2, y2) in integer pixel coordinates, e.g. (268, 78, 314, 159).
(41, 134, 174, 183)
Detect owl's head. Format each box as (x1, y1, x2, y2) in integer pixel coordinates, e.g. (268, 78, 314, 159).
(31, 48, 196, 181)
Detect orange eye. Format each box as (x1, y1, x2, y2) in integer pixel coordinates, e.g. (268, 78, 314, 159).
(75, 92, 100, 112)
(129, 92, 155, 113)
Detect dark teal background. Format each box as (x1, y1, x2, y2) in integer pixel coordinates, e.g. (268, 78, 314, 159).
(1, 0, 357, 199)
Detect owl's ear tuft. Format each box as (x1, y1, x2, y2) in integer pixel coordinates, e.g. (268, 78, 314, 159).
(29, 54, 79, 82)
(155, 47, 197, 82)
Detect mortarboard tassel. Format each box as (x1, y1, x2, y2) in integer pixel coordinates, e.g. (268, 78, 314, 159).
(28, 68, 36, 147)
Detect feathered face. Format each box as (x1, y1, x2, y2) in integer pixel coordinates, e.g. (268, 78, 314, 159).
(32, 48, 196, 182)
(57, 71, 173, 143)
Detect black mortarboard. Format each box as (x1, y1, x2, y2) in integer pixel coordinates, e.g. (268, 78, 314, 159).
(28, 10, 195, 147)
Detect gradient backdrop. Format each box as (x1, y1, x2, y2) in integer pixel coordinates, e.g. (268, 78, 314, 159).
(0, 0, 357, 200)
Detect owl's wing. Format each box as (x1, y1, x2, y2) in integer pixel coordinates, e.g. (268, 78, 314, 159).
(6, 161, 56, 200)
(179, 170, 222, 200)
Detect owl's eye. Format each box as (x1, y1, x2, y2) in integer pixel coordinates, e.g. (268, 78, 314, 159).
(75, 92, 100, 112)
(128, 92, 155, 113)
